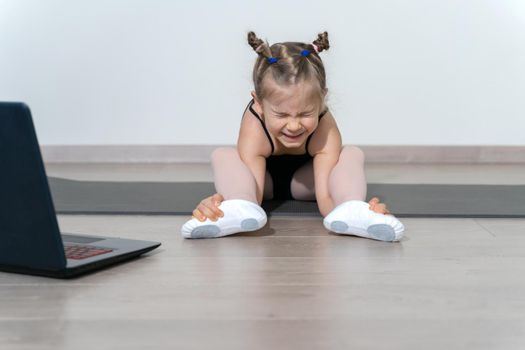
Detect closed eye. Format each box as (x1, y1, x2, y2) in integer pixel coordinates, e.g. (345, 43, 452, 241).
(274, 112, 314, 117)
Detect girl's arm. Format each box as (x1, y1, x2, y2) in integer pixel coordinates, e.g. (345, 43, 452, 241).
(309, 112, 343, 217)
(237, 149, 267, 205)
(237, 110, 272, 206)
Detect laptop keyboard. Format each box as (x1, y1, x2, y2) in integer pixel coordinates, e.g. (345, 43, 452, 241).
(64, 244, 114, 260)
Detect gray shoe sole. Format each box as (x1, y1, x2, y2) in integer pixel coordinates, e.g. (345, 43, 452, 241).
(190, 218, 261, 238)
(330, 221, 396, 242)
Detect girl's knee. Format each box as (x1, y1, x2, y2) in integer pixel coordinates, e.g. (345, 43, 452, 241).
(341, 145, 365, 163)
(211, 147, 238, 163)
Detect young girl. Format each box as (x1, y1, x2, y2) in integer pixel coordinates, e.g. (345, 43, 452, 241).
(181, 31, 405, 242)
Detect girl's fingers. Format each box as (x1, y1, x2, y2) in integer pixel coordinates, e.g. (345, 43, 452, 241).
(192, 209, 204, 222)
(207, 198, 223, 217)
(369, 199, 382, 208)
(214, 206, 224, 218)
(369, 201, 391, 215)
(210, 194, 224, 215)
(197, 204, 217, 221)
(212, 193, 224, 204)
(369, 197, 380, 204)
(377, 204, 387, 213)
(192, 194, 225, 222)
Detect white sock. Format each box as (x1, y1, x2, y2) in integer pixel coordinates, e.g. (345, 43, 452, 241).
(181, 199, 267, 239)
(323, 200, 405, 242)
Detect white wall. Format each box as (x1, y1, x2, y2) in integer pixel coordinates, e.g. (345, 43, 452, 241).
(1, 0, 524, 145)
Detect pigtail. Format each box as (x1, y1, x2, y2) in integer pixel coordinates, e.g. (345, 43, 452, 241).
(247, 31, 273, 58)
(312, 31, 330, 53)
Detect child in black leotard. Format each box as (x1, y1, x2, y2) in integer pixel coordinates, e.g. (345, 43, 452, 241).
(181, 31, 405, 241)
(247, 98, 328, 200)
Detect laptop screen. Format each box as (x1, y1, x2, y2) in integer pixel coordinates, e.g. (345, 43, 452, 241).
(0, 102, 67, 270)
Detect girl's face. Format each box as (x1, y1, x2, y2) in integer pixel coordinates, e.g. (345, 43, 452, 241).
(252, 78, 326, 149)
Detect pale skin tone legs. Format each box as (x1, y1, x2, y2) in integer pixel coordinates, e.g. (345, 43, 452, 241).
(192, 156, 391, 222)
(288, 157, 391, 215)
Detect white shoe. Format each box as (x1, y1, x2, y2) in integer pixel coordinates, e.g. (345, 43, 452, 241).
(181, 199, 267, 239)
(323, 200, 405, 241)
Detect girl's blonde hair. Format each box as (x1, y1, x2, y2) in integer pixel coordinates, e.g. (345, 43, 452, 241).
(247, 31, 330, 105)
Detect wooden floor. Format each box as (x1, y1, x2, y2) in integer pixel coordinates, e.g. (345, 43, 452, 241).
(1, 163, 524, 350)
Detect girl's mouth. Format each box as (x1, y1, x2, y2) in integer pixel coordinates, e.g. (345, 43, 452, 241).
(283, 132, 304, 141)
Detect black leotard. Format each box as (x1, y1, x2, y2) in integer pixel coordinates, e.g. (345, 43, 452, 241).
(243, 99, 328, 200)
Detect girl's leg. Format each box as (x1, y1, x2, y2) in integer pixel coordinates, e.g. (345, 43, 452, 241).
(289, 145, 366, 204)
(181, 147, 271, 239)
(290, 145, 404, 241)
(211, 147, 273, 202)
(289, 159, 315, 200)
(323, 145, 404, 241)
(328, 145, 367, 206)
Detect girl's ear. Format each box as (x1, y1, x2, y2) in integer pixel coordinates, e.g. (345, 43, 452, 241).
(250, 90, 263, 116)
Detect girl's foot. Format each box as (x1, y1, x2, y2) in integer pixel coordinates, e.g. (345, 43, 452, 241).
(181, 199, 267, 239)
(323, 200, 405, 241)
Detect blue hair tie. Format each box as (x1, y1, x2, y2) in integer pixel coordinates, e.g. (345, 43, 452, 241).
(301, 49, 311, 57)
(267, 57, 278, 64)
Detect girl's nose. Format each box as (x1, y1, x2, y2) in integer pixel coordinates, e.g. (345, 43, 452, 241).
(287, 121, 303, 132)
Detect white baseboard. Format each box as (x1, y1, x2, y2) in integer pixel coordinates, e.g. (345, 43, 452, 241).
(41, 145, 525, 163)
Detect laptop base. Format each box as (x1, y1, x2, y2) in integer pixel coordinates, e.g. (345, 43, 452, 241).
(0, 244, 160, 279)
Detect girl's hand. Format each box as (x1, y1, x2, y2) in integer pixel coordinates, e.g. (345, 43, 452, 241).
(368, 197, 391, 215)
(192, 193, 225, 222)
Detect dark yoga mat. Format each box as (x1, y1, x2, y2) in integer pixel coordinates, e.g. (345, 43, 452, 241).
(47, 177, 525, 218)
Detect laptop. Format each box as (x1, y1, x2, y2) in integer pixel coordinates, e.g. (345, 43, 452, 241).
(0, 102, 161, 278)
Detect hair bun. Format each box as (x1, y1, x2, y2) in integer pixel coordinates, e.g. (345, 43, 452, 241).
(312, 31, 330, 52)
(247, 31, 272, 57)
(247, 31, 264, 52)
